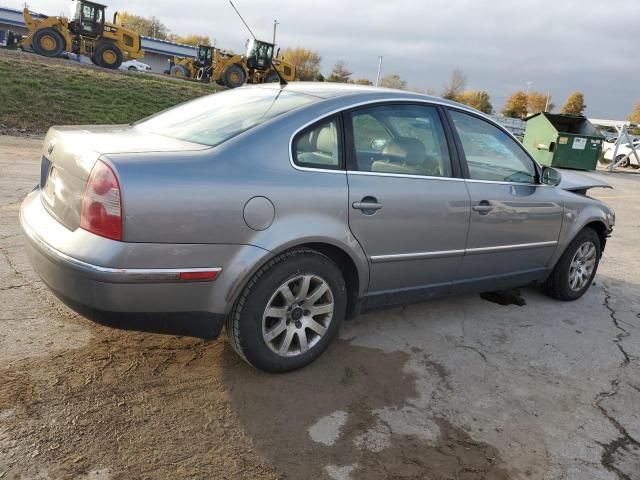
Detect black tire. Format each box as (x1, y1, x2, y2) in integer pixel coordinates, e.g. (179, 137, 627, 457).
(543, 228, 601, 301)
(226, 249, 347, 373)
(170, 64, 189, 78)
(32, 28, 65, 57)
(94, 42, 123, 69)
(615, 154, 630, 168)
(223, 63, 246, 88)
(128, 66, 137, 71)
(265, 71, 280, 83)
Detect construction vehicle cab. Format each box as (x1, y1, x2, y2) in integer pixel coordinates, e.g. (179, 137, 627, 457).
(69, 1, 105, 38)
(20, 0, 143, 69)
(245, 38, 273, 70)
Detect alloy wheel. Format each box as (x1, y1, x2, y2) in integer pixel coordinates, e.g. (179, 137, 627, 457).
(262, 275, 334, 357)
(568, 241, 597, 291)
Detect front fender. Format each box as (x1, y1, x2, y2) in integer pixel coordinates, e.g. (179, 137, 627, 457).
(547, 197, 613, 270)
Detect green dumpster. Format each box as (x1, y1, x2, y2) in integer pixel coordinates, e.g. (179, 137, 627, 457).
(523, 113, 604, 171)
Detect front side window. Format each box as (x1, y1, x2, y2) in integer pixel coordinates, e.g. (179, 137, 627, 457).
(293, 118, 340, 169)
(136, 88, 317, 147)
(349, 104, 452, 177)
(449, 110, 537, 184)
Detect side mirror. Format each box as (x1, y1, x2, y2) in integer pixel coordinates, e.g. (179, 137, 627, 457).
(370, 138, 388, 152)
(541, 166, 561, 186)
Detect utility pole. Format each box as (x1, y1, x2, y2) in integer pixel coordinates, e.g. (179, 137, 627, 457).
(375, 56, 382, 86)
(273, 19, 279, 45)
(544, 90, 550, 112)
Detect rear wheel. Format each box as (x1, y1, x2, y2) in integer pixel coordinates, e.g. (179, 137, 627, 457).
(543, 228, 601, 301)
(223, 64, 245, 88)
(128, 66, 137, 71)
(226, 250, 346, 372)
(615, 154, 630, 168)
(94, 42, 123, 69)
(170, 64, 189, 78)
(32, 28, 65, 57)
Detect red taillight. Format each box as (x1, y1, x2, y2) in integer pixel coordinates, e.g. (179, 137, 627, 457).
(80, 160, 122, 241)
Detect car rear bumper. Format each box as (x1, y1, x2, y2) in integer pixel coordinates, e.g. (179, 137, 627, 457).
(20, 190, 272, 331)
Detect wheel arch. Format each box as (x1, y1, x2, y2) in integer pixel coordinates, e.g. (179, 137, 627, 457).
(227, 239, 368, 320)
(548, 211, 611, 277)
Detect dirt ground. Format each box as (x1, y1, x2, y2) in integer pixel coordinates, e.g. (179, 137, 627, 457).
(1, 134, 639, 480)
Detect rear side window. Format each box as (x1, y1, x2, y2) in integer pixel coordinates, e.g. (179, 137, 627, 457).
(449, 110, 537, 184)
(293, 118, 342, 169)
(136, 88, 317, 147)
(349, 104, 452, 178)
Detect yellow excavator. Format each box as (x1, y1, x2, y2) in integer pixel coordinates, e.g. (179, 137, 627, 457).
(167, 2, 296, 88)
(20, 0, 143, 69)
(167, 41, 295, 88)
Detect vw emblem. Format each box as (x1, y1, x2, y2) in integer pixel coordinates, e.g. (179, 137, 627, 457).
(47, 140, 56, 156)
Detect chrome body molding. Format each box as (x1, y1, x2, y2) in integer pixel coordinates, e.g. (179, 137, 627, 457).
(370, 241, 558, 263)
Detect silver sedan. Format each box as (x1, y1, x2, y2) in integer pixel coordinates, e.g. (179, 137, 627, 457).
(20, 83, 615, 372)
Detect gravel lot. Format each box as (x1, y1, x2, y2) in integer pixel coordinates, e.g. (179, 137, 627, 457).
(1, 134, 639, 480)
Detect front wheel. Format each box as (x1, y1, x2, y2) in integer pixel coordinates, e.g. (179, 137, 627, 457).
(32, 28, 65, 57)
(543, 228, 601, 301)
(226, 250, 346, 372)
(223, 64, 246, 88)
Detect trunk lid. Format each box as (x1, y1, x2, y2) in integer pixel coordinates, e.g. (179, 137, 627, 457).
(39, 125, 208, 231)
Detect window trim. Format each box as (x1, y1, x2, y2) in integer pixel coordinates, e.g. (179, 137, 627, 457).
(291, 114, 345, 171)
(343, 102, 463, 179)
(444, 107, 543, 185)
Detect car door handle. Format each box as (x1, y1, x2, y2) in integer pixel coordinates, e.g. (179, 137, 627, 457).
(352, 196, 383, 214)
(472, 201, 493, 214)
(352, 202, 383, 210)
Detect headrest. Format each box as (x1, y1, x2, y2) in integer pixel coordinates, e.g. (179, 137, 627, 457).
(317, 126, 336, 155)
(382, 137, 426, 165)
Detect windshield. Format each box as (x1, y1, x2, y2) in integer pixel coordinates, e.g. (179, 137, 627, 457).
(136, 88, 317, 147)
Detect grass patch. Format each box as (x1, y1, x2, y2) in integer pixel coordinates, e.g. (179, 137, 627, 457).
(0, 49, 217, 134)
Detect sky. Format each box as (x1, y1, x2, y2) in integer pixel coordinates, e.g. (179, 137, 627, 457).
(17, 0, 639, 119)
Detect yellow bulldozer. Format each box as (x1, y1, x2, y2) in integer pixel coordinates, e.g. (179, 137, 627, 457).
(20, 0, 143, 69)
(167, 39, 296, 88)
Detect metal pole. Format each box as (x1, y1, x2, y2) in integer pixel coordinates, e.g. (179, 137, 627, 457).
(544, 90, 550, 112)
(273, 20, 279, 45)
(375, 56, 382, 86)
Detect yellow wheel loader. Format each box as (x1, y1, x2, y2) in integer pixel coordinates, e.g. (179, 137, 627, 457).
(167, 40, 295, 88)
(20, 0, 143, 69)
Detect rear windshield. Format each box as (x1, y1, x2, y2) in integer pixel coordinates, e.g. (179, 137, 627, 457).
(135, 88, 317, 147)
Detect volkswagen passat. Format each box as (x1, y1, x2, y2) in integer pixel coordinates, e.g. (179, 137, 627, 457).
(20, 83, 615, 372)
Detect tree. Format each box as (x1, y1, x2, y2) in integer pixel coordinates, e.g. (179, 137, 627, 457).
(627, 101, 640, 124)
(379, 74, 407, 90)
(281, 47, 322, 81)
(501, 91, 529, 118)
(560, 92, 586, 115)
(457, 90, 493, 114)
(352, 78, 373, 85)
(527, 91, 554, 114)
(118, 12, 170, 39)
(327, 61, 352, 83)
(441, 68, 467, 100)
(170, 34, 211, 46)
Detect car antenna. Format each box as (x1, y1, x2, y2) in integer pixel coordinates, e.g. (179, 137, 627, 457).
(228, 1, 288, 87)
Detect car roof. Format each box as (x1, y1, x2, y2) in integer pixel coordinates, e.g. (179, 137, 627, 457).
(253, 81, 463, 107)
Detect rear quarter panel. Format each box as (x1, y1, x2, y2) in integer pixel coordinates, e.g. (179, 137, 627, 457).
(108, 96, 372, 295)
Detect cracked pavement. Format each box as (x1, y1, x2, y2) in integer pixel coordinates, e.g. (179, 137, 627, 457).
(1, 134, 640, 479)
